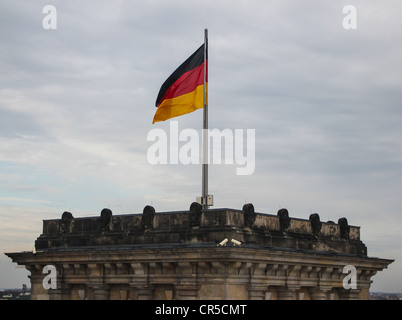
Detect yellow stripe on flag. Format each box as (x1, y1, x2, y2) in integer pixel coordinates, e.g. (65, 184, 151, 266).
(152, 84, 207, 123)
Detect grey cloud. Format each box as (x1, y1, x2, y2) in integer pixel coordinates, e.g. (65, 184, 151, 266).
(1, 0, 402, 291)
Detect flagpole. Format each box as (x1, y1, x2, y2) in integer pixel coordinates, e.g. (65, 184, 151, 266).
(202, 28, 208, 210)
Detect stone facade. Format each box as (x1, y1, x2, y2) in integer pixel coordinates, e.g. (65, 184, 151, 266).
(6, 203, 393, 300)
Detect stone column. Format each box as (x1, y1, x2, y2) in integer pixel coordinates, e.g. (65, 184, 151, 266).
(48, 275, 72, 300)
(28, 274, 46, 300)
(248, 263, 268, 300)
(27, 264, 51, 300)
(48, 288, 62, 300)
(310, 288, 329, 300)
(175, 261, 198, 300)
(134, 286, 155, 300)
(93, 287, 110, 300)
(247, 285, 266, 300)
(338, 289, 361, 300)
(175, 285, 199, 300)
(277, 286, 298, 300)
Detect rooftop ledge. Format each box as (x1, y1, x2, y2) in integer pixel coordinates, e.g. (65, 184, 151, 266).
(33, 203, 367, 256)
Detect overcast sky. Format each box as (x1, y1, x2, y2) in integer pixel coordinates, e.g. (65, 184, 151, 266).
(1, 0, 401, 292)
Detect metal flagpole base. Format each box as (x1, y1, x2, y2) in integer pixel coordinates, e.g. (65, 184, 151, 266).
(196, 195, 214, 209)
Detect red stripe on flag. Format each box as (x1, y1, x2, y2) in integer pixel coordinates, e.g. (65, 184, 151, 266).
(156, 62, 207, 107)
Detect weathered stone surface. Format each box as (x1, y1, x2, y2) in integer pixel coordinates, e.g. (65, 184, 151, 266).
(141, 205, 155, 229)
(189, 202, 202, 227)
(6, 246, 393, 300)
(243, 203, 256, 227)
(338, 217, 350, 240)
(277, 208, 290, 231)
(60, 211, 73, 233)
(100, 208, 112, 232)
(33, 206, 367, 255)
(5, 204, 393, 300)
(309, 213, 322, 236)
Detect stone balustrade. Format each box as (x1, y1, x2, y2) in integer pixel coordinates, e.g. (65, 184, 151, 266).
(35, 203, 366, 256)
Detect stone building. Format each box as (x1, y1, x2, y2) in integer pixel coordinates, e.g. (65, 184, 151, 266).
(6, 203, 393, 300)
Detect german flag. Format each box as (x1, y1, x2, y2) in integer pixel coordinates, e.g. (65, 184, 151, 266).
(153, 44, 207, 123)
